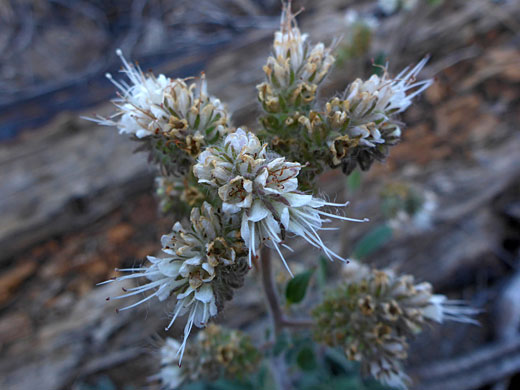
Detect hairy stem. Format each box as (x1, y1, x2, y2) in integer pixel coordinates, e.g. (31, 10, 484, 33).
(260, 246, 314, 334)
(260, 246, 285, 334)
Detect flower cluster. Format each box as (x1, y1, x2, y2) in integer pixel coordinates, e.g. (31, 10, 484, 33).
(90, 50, 229, 175)
(257, 4, 334, 114)
(312, 262, 478, 389)
(311, 59, 433, 176)
(90, 4, 471, 389)
(380, 182, 437, 233)
(157, 325, 261, 389)
(194, 128, 367, 274)
(257, 8, 432, 188)
(104, 202, 248, 362)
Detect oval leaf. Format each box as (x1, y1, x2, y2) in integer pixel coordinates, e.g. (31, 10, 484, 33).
(352, 224, 393, 259)
(296, 346, 317, 371)
(286, 269, 315, 304)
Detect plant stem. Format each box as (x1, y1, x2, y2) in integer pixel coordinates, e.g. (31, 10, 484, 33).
(260, 246, 285, 334)
(260, 246, 314, 334)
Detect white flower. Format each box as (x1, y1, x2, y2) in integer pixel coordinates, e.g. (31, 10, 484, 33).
(194, 128, 368, 275)
(387, 189, 438, 233)
(88, 49, 228, 144)
(157, 338, 186, 389)
(422, 294, 480, 325)
(159, 366, 184, 390)
(324, 58, 432, 153)
(161, 338, 182, 365)
(102, 202, 242, 363)
(263, 5, 334, 89)
(344, 58, 432, 124)
(273, 28, 307, 74)
(105, 255, 217, 363)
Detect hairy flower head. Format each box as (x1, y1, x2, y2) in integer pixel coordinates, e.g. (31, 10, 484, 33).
(95, 50, 228, 141)
(313, 262, 478, 389)
(257, 4, 335, 112)
(157, 325, 261, 389)
(316, 58, 432, 174)
(87, 50, 229, 174)
(194, 128, 367, 275)
(103, 202, 248, 363)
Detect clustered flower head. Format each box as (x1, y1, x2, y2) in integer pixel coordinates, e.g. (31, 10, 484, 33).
(312, 262, 478, 389)
(257, 3, 334, 114)
(194, 128, 368, 275)
(307, 59, 433, 176)
(157, 325, 261, 389)
(257, 6, 432, 189)
(90, 4, 471, 389)
(91, 49, 230, 175)
(380, 181, 437, 232)
(104, 202, 248, 362)
(102, 125, 366, 365)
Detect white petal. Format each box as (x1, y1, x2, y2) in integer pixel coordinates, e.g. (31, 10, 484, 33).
(222, 202, 241, 214)
(249, 200, 269, 222)
(282, 193, 313, 207)
(195, 284, 214, 303)
(157, 259, 182, 277)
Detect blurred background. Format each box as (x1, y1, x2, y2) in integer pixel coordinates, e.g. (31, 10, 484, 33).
(1, 0, 520, 389)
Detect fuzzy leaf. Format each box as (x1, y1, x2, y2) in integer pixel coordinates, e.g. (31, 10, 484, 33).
(286, 269, 315, 304)
(296, 346, 317, 371)
(352, 224, 393, 259)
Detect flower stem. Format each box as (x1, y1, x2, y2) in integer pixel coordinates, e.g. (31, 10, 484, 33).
(260, 246, 285, 334)
(260, 246, 314, 334)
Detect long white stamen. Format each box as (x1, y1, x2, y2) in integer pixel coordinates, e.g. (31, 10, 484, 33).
(300, 217, 346, 262)
(176, 307, 197, 364)
(281, 243, 294, 252)
(115, 278, 166, 294)
(118, 286, 165, 311)
(166, 302, 186, 331)
(271, 239, 294, 277)
(316, 209, 369, 223)
(251, 221, 257, 257)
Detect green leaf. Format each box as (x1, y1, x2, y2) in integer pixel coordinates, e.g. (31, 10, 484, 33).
(352, 224, 393, 259)
(346, 170, 362, 193)
(324, 347, 354, 375)
(285, 269, 315, 304)
(296, 346, 317, 371)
